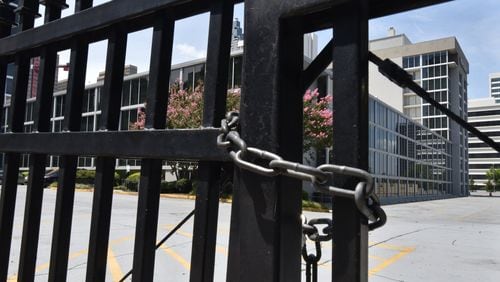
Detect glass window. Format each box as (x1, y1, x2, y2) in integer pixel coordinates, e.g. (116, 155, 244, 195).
(25, 102, 34, 122)
(80, 115, 94, 132)
(52, 119, 63, 132)
(120, 108, 138, 130)
(194, 64, 205, 87)
(96, 88, 102, 111)
(131, 79, 139, 105)
(170, 69, 181, 85)
(5, 77, 13, 95)
(139, 77, 148, 103)
(53, 96, 65, 117)
(121, 80, 131, 106)
(182, 66, 195, 90)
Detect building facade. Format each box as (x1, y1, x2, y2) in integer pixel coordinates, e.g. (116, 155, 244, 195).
(5, 50, 245, 171)
(369, 96, 452, 203)
(468, 97, 500, 187)
(303, 33, 318, 60)
(2, 34, 460, 202)
(231, 18, 244, 51)
(369, 30, 469, 196)
(489, 72, 500, 102)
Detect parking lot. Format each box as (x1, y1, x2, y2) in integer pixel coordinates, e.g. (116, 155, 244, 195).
(5, 187, 500, 281)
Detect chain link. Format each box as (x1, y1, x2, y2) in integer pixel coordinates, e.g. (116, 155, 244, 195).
(217, 112, 386, 231)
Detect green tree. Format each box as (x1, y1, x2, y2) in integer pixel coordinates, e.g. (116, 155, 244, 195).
(468, 178, 476, 192)
(485, 180, 495, 197)
(485, 166, 500, 196)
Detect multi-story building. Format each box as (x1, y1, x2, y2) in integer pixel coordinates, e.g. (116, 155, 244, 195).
(8, 50, 246, 170)
(369, 96, 452, 203)
(231, 18, 244, 51)
(2, 30, 461, 202)
(369, 29, 469, 196)
(489, 73, 500, 102)
(468, 97, 500, 187)
(303, 33, 318, 60)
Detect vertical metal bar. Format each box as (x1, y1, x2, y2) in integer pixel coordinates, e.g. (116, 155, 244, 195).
(17, 1, 66, 280)
(131, 159, 162, 282)
(226, 1, 306, 281)
(331, 1, 369, 281)
(85, 27, 127, 282)
(277, 17, 303, 282)
(143, 15, 174, 131)
(47, 2, 93, 281)
(190, 1, 233, 281)
(131, 14, 174, 282)
(0, 1, 38, 280)
(85, 157, 117, 282)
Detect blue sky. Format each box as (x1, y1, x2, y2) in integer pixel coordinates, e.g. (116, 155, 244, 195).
(42, 0, 499, 100)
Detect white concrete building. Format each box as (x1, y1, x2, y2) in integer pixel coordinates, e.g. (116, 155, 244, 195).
(489, 72, 500, 102)
(369, 29, 470, 195)
(468, 97, 500, 187)
(303, 33, 318, 60)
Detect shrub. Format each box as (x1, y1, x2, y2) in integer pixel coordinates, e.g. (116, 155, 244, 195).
(302, 190, 310, 201)
(126, 172, 141, 182)
(114, 185, 129, 191)
(302, 200, 329, 212)
(189, 181, 199, 195)
(123, 172, 141, 192)
(76, 169, 96, 185)
(176, 178, 192, 193)
(124, 181, 139, 192)
(160, 181, 177, 194)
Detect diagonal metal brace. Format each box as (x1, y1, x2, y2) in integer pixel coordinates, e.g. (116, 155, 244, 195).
(369, 51, 500, 154)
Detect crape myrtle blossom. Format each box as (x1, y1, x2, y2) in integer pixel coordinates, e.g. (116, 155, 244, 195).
(132, 84, 332, 151)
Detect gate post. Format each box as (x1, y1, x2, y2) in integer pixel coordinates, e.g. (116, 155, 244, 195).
(226, 1, 304, 282)
(331, 0, 370, 281)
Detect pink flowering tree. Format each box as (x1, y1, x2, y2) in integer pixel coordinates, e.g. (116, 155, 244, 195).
(303, 88, 333, 151)
(131, 82, 241, 181)
(131, 82, 241, 130)
(133, 85, 332, 152)
(131, 84, 332, 182)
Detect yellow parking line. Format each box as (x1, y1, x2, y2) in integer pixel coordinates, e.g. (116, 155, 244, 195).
(7, 234, 133, 280)
(317, 254, 385, 269)
(160, 245, 191, 270)
(376, 243, 412, 252)
(107, 247, 123, 282)
(369, 254, 386, 261)
(369, 247, 415, 276)
(164, 225, 228, 256)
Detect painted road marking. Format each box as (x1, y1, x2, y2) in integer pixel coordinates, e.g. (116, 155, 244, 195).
(7, 235, 132, 280)
(160, 245, 191, 270)
(108, 247, 124, 281)
(369, 246, 415, 276)
(164, 225, 228, 256)
(8, 227, 414, 280)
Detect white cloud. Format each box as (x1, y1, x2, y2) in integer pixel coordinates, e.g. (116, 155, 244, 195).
(174, 43, 206, 61)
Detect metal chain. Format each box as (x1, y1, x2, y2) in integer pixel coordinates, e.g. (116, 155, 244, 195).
(301, 215, 331, 282)
(217, 111, 387, 231)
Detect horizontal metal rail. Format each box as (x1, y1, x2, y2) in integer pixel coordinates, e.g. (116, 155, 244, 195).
(0, 129, 229, 160)
(0, 0, 452, 59)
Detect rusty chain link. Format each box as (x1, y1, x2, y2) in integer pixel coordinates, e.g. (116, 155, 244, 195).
(217, 111, 387, 231)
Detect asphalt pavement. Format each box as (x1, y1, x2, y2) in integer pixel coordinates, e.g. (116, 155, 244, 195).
(4, 187, 500, 281)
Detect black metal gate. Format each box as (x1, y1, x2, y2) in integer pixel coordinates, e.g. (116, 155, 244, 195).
(0, 0, 466, 282)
